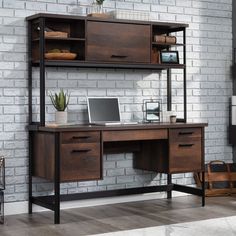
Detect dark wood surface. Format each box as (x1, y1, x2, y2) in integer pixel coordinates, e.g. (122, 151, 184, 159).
(33, 132, 55, 180)
(26, 13, 189, 29)
(27, 13, 188, 70)
(35, 122, 207, 132)
(168, 128, 202, 172)
(86, 21, 150, 63)
(61, 142, 101, 182)
(31, 123, 207, 181)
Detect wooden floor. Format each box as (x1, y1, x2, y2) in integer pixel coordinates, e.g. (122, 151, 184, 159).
(0, 195, 236, 236)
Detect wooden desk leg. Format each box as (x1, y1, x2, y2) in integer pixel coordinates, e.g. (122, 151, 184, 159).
(54, 132, 60, 224)
(201, 172, 205, 207)
(167, 174, 172, 199)
(28, 131, 33, 214)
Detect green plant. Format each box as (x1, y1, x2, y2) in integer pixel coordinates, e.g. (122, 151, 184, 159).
(96, 0, 105, 5)
(49, 89, 70, 111)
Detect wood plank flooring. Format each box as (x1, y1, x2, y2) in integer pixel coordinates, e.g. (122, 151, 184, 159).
(0, 195, 236, 236)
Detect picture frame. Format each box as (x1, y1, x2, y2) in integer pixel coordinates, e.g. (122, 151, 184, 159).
(160, 51, 179, 64)
(144, 100, 161, 122)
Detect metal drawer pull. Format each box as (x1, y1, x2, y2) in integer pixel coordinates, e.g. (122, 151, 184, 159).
(179, 144, 194, 148)
(71, 149, 91, 153)
(111, 55, 128, 58)
(72, 136, 90, 140)
(179, 132, 193, 135)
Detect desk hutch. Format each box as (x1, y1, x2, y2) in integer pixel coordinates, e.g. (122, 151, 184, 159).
(26, 13, 207, 224)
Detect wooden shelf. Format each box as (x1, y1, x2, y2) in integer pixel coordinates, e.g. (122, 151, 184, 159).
(32, 60, 185, 70)
(32, 37, 85, 42)
(152, 42, 185, 47)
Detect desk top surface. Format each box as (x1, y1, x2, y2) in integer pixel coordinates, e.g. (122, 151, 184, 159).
(29, 122, 208, 132)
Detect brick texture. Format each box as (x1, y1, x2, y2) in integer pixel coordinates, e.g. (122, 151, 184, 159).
(0, 0, 233, 202)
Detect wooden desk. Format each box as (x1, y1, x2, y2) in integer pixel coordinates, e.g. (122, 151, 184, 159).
(28, 122, 207, 224)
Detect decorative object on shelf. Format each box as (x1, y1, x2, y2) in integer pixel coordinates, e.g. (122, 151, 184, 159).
(151, 48, 160, 64)
(154, 35, 166, 43)
(143, 99, 161, 122)
(43, 26, 68, 38)
(0, 157, 5, 224)
(170, 115, 177, 123)
(153, 35, 176, 44)
(45, 49, 77, 60)
(49, 90, 70, 124)
(87, 0, 109, 18)
(107, 10, 149, 21)
(165, 36, 176, 44)
(160, 51, 179, 64)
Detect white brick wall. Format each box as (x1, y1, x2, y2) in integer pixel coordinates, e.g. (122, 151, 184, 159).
(0, 0, 233, 202)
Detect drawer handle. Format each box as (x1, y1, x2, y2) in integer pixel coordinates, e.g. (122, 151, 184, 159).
(179, 132, 193, 135)
(72, 136, 90, 140)
(71, 149, 91, 153)
(179, 144, 194, 148)
(111, 55, 128, 58)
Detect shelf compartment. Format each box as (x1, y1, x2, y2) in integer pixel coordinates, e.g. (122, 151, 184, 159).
(32, 18, 85, 41)
(32, 40, 85, 61)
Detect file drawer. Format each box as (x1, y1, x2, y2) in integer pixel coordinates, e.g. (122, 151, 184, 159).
(61, 143, 101, 182)
(169, 128, 202, 173)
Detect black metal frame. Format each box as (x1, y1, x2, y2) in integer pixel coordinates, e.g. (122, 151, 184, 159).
(0, 157, 5, 224)
(27, 17, 187, 127)
(0, 190, 4, 224)
(27, 15, 200, 224)
(29, 166, 205, 224)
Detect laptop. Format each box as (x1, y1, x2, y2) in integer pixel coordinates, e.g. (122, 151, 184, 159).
(87, 97, 138, 126)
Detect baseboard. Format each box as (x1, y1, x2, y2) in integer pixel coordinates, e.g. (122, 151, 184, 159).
(4, 191, 188, 216)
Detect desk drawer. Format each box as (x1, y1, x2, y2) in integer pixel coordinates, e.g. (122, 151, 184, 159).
(61, 131, 100, 144)
(103, 129, 168, 142)
(169, 139, 202, 173)
(61, 143, 101, 181)
(170, 128, 201, 142)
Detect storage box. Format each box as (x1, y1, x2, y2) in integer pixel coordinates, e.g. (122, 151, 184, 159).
(153, 35, 166, 43)
(165, 36, 176, 44)
(195, 161, 236, 196)
(44, 31, 68, 38)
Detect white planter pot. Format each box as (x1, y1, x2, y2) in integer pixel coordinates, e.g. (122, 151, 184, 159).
(55, 111, 67, 124)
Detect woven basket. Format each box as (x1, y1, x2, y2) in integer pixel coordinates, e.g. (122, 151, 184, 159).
(45, 31, 68, 38)
(154, 35, 166, 43)
(45, 52, 77, 60)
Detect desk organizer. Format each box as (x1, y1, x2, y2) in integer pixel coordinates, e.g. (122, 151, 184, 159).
(0, 157, 5, 224)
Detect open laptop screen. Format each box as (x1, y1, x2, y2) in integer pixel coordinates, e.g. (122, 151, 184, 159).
(88, 97, 121, 123)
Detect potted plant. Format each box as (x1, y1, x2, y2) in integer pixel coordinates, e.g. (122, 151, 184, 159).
(49, 89, 70, 124)
(95, 0, 105, 14)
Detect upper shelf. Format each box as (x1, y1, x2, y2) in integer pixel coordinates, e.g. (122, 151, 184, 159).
(28, 13, 188, 71)
(32, 60, 185, 70)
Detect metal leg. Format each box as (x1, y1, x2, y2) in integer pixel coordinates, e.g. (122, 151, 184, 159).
(202, 171, 205, 207)
(54, 132, 60, 224)
(28, 131, 33, 214)
(167, 174, 172, 199)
